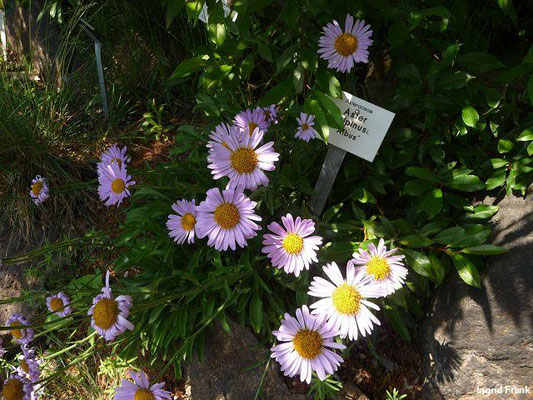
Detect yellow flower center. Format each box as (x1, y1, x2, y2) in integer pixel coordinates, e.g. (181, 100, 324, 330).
(366, 256, 391, 280)
(134, 389, 155, 400)
(334, 33, 358, 57)
(332, 283, 362, 315)
(111, 178, 126, 194)
(292, 329, 323, 359)
(31, 181, 43, 196)
(10, 323, 23, 340)
(282, 233, 304, 255)
(2, 378, 24, 400)
(248, 122, 258, 135)
(93, 298, 119, 330)
(180, 213, 196, 232)
(230, 147, 258, 174)
(20, 359, 30, 374)
(110, 157, 123, 167)
(50, 297, 64, 312)
(301, 123, 309, 131)
(213, 203, 240, 229)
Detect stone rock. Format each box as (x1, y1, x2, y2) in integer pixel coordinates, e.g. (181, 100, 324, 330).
(184, 321, 305, 400)
(420, 194, 533, 399)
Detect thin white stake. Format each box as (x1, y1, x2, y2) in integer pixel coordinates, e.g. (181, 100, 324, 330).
(0, 10, 7, 61)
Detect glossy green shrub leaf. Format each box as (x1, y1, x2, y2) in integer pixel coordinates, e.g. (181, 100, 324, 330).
(462, 106, 479, 128)
(517, 128, 533, 141)
(449, 253, 481, 288)
(462, 244, 507, 255)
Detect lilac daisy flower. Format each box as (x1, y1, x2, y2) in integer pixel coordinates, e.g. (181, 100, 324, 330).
(208, 128, 279, 191)
(2, 373, 33, 400)
(308, 262, 386, 341)
(97, 145, 130, 176)
(263, 104, 278, 128)
(7, 313, 34, 345)
(98, 163, 136, 207)
(295, 113, 319, 142)
(318, 14, 373, 73)
(166, 199, 197, 244)
(234, 107, 269, 136)
(196, 187, 262, 251)
(270, 305, 345, 383)
(18, 346, 40, 382)
(88, 271, 134, 342)
(206, 123, 241, 151)
(262, 214, 323, 277)
(29, 175, 49, 205)
(0, 337, 6, 358)
(348, 238, 408, 296)
(114, 370, 171, 400)
(46, 292, 72, 317)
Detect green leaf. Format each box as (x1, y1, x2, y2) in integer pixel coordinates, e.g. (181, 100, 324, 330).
(445, 169, 485, 192)
(293, 64, 304, 93)
(258, 43, 272, 62)
(490, 158, 508, 168)
(517, 128, 533, 142)
(313, 90, 344, 130)
(207, 1, 226, 45)
(258, 78, 293, 106)
(436, 70, 472, 90)
(434, 227, 466, 246)
(457, 52, 505, 73)
(403, 249, 435, 280)
(171, 57, 214, 79)
(249, 294, 263, 333)
(185, 0, 205, 20)
(497, 0, 518, 23)
(166, 0, 185, 27)
(421, 188, 443, 217)
(462, 106, 479, 128)
(462, 244, 507, 255)
(406, 167, 440, 182)
(399, 235, 434, 248)
(428, 253, 446, 285)
(383, 304, 411, 340)
(403, 179, 433, 196)
(449, 253, 481, 288)
(463, 205, 499, 220)
(498, 139, 514, 153)
(528, 142, 533, 156)
(305, 98, 330, 141)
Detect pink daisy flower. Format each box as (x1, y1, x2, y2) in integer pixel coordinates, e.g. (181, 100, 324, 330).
(348, 238, 408, 296)
(29, 175, 49, 205)
(114, 371, 171, 400)
(196, 187, 262, 251)
(46, 292, 72, 317)
(2, 373, 34, 400)
(234, 107, 269, 136)
(7, 313, 34, 345)
(295, 113, 318, 142)
(263, 104, 278, 128)
(206, 122, 241, 151)
(207, 128, 279, 191)
(98, 163, 136, 207)
(166, 199, 197, 244)
(262, 214, 323, 277)
(318, 14, 373, 73)
(270, 305, 345, 383)
(17, 345, 40, 382)
(308, 262, 386, 341)
(97, 145, 130, 176)
(88, 271, 134, 342)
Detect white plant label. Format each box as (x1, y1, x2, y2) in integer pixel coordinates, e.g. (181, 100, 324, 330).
(328, 91, 395, 162)
(0, 11, 6, 61)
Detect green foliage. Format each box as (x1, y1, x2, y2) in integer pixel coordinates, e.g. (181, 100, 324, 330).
(385, 387, 408, 400)
(308, 374, 343, 400)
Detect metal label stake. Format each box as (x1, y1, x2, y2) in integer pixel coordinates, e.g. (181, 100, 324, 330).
(82, 19, 109, 120)
(0, 10, 7, 61)
(309, 145, 347, 216)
